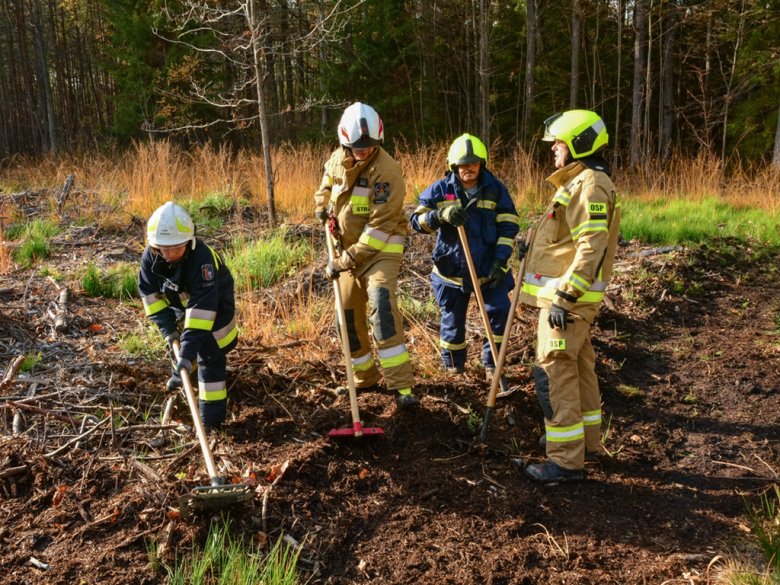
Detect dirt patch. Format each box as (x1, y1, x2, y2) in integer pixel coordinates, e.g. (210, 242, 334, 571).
(1, 200, 779, 584)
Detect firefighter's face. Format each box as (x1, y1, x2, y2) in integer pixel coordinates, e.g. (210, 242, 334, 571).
(158, 243, 188, 262)
(457, 162, 480, 188)
(352, 147, 375, 161)
(552, 140, 570, 169)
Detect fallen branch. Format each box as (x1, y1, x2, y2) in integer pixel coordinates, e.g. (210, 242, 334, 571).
(261, 460, 290, 533)
(3, 401, 75, 425)
(54, 288, 70, 334)
(127, 458, 162, 483)
(45, 417, 111, 458)
(0, 465, 29, 479)
(0, 356, 26, 393)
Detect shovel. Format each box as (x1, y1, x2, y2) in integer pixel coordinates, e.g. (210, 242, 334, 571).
(325, 231, 384, 438)
(479, 227, 534, 444)
(456, 225, 509, 394)
(172, 340, 253, 522)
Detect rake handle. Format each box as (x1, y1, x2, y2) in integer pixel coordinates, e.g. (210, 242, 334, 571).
(172, 340, 221, 481)
(457, 225, 500, 368)
(480, 227, 534, 443)
(326, 233, 363, 437)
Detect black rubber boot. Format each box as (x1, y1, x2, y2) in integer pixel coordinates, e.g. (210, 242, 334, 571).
(201, 422, 223, 436)
(525, 459, 584, 484)
(395, 390, 420, 409)
(538, 434, 598, 463)
(336, 383, 378, 397)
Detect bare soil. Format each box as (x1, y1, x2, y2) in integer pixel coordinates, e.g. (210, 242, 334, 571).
(2, 197, 780, 584)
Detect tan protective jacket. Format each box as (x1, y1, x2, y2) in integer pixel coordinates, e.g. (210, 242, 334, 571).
(314, 146, 407, 273)
(519, 161, 621, 322)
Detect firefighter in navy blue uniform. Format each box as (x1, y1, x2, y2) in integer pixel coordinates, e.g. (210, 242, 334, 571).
(138, 202, 238, 432)
(314, 102, 418, 408)
(519, 111, 621, 484)
(410, 134, 520, 381)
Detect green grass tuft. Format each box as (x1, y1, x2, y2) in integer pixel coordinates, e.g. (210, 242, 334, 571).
(165, 520, 302, 585)
(119, 324, 166, 361)
(82, 261, 138, 300)
(181, 193, 249, 229)
(11, 219, 63, 268)
(226, 229, 312, 290)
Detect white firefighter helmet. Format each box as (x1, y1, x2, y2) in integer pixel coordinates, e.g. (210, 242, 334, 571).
(338, 102, 384, 149)
(146, 202, 196, 250)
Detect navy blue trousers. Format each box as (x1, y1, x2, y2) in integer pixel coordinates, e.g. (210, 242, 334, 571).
(432, 276, 511, 369)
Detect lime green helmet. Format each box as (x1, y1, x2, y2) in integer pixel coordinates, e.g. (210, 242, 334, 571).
(447, 134, 488, 172)
(542, 110, 608, 158)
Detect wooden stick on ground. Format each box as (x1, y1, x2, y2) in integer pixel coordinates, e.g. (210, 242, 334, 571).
(45, 417, 111, 458)
(54, 288, 70, 334)
(0, 356, 26, 394)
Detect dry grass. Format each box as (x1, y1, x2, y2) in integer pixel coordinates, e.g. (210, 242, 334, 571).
(3, 142, 780, 373)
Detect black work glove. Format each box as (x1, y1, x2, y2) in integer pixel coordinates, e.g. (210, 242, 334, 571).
(547, 304, 569, 331)
(176, 357, 192, 376)
(164, 331, 180, 350)
(516, 242, 530, 262)
(488, 259, 509, 289)
(325, 260, 343, 280)
(438, 205, 468, 227)
(315, 209, 329, 226)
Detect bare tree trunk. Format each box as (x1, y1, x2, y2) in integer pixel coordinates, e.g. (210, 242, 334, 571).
(704, 5, 714, 151)
(660, 0, 675, 162)
(522, 0, 536, 145)
(643, 0, 654, 161)
(570, 0, 581, 109)
(721, 0, 747, 164)
(479, 0, 490, 145)
(773, 101, 780, 171)
(629, 0, 647, 166)
(248, 0, 276, 228)
(29, 0, 56, 154)
(613, 0, 623, 167)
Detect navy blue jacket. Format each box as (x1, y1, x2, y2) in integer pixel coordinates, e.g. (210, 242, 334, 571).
(410, 169, 521, 290)
(137, 239, 237, 362)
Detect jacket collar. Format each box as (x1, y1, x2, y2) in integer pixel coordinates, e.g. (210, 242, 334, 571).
(546, 161, 587, 189)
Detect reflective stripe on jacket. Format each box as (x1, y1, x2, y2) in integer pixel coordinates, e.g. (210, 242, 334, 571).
(313, 146, 408, 271)
(519, 161, 621, 321)
(137, 239, 238, 362)
(410, 169, 520, 290)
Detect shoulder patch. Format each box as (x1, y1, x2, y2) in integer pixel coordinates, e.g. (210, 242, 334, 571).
(201, 264, 215, 281)
(588, 202, 607, 214)
(373, 182, 390, 203)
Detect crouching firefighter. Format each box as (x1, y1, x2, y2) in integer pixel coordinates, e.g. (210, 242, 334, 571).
(138, 202, 238, 433)
(410, 134, 520, 384)
(518, 110, 621, 483)
(314, 102, 418, 408)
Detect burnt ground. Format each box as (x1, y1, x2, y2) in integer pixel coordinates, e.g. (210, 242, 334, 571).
(2, 200, 780, 584)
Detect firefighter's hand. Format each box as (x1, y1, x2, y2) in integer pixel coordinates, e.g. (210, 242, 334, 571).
(325, 259, 346, 280)
(516, 242, 530, 262)
(315, 209, 329, 225)
(176, 357, 192, 376)
(438, 206, 468, 226)
(164, 331, 180, 350)
(488, 259, 509, 289)
(547, 304, 569, 331)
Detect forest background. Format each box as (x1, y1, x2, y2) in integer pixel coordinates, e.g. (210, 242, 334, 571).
(1, 0, 780, 174)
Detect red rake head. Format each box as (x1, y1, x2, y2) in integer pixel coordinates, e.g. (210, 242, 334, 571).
(328, 421, 384, 438)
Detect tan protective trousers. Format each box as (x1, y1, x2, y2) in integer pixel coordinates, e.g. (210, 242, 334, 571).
(337, 256, 415, 391)
(535, 308, 602, 470)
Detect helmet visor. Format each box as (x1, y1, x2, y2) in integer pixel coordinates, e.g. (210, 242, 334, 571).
(542, 113, 563, 142)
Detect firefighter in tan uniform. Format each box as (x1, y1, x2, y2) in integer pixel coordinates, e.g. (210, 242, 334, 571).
(519, 110, 621, 483)
(314, 102, 418, 408)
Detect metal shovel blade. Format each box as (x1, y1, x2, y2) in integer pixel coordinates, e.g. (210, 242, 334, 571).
(179, 483, 254, 522)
